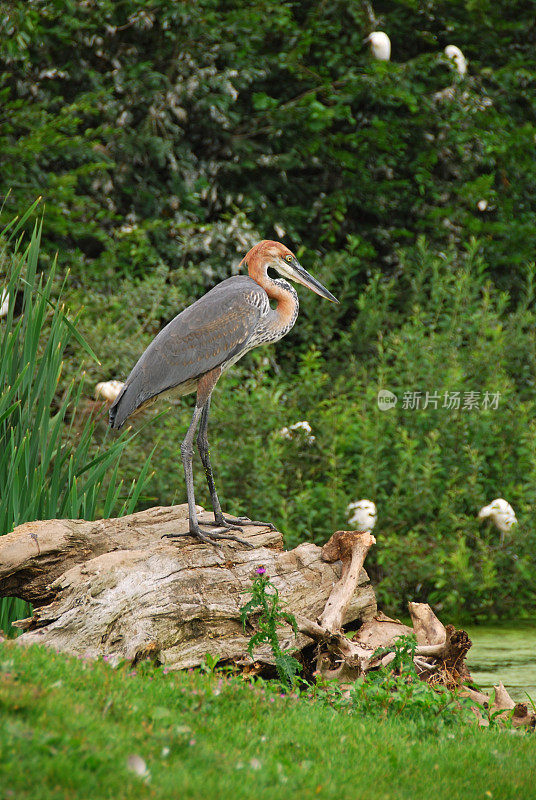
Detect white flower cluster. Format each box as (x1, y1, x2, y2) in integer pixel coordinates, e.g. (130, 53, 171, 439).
(478, 498, 518, 544)
(279, 420, 315, 445)
(346, 499, 377, 532)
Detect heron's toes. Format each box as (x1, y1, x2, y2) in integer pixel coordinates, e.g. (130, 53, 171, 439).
(200, 528, 255, 548)
(202, 518, 245, 533)
(234, 516, 276, 531)
(162, 524, 255, 548)
(216, 515, 275, 531)
(193, 525, 255, 548)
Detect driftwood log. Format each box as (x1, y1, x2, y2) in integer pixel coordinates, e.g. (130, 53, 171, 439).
(0, 505, 376, 669)
(1, 505, 533, 729)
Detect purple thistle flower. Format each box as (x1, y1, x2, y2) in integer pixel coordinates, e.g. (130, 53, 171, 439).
(255, 566, 266, 575)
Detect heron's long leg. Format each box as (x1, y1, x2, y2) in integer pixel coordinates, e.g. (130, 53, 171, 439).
(196, 397, 228, 524)
(196, 397, 275, 533)
(163, 370, 254, 548)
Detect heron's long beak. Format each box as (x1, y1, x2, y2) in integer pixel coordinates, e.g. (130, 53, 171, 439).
(291, 264, 339, 303)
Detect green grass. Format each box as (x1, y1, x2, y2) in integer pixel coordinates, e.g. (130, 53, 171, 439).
(0, 643, 533, 799)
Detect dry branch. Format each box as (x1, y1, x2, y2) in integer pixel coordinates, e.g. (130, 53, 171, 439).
(408, 601, 446, 646)
(319, 530, 376, 633)
(493, 681, 516, 711)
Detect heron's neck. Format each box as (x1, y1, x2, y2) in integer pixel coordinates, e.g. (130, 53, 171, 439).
(249, 262, 299, 331)
(266, 276, 299, 327)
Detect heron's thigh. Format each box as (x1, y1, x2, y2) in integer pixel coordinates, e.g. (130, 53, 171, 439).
(196, 366, 223, 407)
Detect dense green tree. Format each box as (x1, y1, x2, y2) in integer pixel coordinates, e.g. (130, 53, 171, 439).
(1, 0, 534, 291)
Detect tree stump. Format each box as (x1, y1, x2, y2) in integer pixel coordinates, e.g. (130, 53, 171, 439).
(0, 504, 377, 669)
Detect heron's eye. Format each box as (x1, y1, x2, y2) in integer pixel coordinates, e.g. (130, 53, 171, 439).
(285, 255, 292, 263)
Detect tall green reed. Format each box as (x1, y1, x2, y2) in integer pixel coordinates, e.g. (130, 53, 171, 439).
(0, 210, 152, 632)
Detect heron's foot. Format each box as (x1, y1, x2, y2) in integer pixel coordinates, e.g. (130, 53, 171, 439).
(206, 514, 276, 532)
(162, 525, 254, 548)
(201, 517, 245, 533)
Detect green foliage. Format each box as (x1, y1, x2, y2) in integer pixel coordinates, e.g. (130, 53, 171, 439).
(240, 567, 301, 688)
(1, 0, 535, 287)
(0, 216, 152, 632)
(350, 635, 474, 730)
(301, 635, 474, 732)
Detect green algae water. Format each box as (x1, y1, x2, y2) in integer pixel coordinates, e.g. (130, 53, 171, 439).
(466, 621, 536, 702)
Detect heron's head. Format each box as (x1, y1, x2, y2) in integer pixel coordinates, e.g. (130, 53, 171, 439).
(346, 499, 377, 532)
(478, 498, 517, 534)
(244, 240, 338, 303)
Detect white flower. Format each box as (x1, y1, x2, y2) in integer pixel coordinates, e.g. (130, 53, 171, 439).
(478, 499, 517, 543)
(444, 45, 467, 77)
(278, 421, 315, 444)
(365, 32, 391, 61)
(346, 499, 377, 532)
(477, 199, 488, 212)
(290, 421, 312, 434)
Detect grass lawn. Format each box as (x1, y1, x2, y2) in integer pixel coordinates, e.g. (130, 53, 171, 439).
(0, 642, 533, 799)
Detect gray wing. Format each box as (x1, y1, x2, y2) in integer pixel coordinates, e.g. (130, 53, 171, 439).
(109, 276, 267, 428)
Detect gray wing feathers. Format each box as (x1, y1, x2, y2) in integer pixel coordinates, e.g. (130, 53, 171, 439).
(109, 276, 266, 428)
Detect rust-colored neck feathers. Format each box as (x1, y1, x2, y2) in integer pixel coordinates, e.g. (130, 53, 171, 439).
(240, 240, 298, 327)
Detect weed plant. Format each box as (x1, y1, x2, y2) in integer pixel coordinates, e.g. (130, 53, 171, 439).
(240, 567, 301, 688)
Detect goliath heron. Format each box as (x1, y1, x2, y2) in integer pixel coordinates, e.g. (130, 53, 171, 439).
(109, 240, 338, 546)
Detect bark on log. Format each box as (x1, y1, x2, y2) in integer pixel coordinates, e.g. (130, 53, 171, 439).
(351, 611, 413, 651)
(0, 505, 376, 669)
